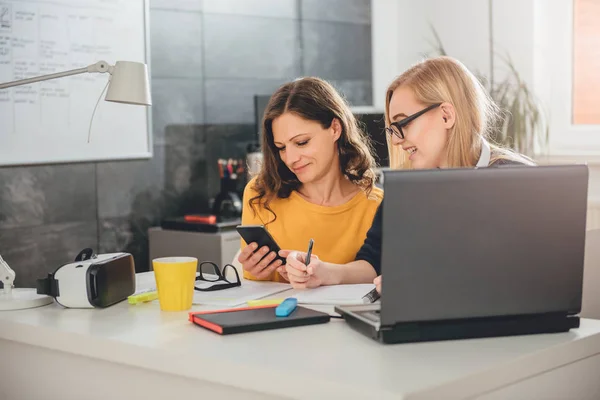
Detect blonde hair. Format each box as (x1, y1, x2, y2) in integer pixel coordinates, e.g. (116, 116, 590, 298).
(384, 56, 534, 169)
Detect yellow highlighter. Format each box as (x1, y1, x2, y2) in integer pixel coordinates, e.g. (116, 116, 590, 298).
(247, 298, 285, 307)
(128, 289, 159, 305)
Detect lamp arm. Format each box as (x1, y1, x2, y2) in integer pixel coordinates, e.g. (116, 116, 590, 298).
(0, 60, 112, 90)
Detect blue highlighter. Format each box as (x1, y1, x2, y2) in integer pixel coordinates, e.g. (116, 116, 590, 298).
(275, 298, 297, 317)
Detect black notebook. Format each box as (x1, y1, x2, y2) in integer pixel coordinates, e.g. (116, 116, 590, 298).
(188, 305, 331, 335)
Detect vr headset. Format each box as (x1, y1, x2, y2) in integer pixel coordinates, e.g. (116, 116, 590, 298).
(37, 248, 136, 308)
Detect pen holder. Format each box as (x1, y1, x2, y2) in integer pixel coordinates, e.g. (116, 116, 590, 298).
(212, 177, 242, 219)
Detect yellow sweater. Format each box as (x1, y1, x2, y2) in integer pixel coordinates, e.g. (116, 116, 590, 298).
(241, 178, 383, 282)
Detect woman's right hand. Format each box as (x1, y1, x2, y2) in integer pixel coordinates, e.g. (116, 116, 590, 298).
(237, 242, 283, 279)
(278, 250, 327, 289)
(374, 275, 382, 294)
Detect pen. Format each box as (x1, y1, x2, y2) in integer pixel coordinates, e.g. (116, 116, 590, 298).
(305, 238, 314, 266)
(362, 288, 381, 304)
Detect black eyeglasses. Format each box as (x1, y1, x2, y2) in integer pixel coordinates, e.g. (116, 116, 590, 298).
(385, 103, 442, 140)
(194, 261, 241, 292)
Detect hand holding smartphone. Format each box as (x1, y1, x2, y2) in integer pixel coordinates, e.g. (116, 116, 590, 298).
(236, 225, 286, 265)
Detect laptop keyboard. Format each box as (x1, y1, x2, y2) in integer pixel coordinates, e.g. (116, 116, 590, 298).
(361, 309, 380, 323)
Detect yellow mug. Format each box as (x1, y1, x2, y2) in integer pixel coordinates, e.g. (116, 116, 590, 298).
(152, 256, 198, 311)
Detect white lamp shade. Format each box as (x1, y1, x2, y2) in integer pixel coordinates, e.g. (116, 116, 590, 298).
(105, 61, 152, 106)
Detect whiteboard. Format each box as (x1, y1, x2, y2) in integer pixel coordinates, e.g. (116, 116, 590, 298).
(0, 0, 151, 166)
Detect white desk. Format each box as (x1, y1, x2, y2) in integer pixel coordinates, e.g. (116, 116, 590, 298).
(1, 275, 600, 400)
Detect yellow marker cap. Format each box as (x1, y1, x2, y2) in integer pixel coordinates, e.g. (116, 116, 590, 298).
(246, 298, 284, 307)
(128, 290, 158, 305)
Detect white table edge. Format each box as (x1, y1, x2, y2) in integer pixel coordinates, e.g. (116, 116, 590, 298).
(2, 312, 600, 399)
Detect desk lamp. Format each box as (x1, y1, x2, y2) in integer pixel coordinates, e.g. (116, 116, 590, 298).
(0, 60, 151, 310)
(0, 60, 152, 141)
(0, 60, 151, 104)
(0, 255, 53, 310)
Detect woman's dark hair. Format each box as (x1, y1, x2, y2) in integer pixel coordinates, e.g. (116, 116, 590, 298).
(249, 77, 377, 222)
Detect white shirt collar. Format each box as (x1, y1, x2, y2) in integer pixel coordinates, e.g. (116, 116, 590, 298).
(476, 137, 491, 167)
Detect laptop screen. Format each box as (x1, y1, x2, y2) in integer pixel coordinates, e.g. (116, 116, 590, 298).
(379, 165, 588, 326)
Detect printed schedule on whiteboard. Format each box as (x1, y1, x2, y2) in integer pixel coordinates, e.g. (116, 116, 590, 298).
(0, 0, 150, 166)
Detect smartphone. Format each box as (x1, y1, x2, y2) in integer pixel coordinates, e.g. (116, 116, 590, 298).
(236, 225, 286, 264)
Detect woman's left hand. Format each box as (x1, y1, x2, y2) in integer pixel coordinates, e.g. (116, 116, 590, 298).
(374, 275, 382, 294)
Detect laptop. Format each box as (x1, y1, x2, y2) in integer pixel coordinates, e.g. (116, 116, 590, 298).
(335, 165, 589, 344)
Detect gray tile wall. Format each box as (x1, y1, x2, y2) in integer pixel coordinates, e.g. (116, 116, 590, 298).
(0, 0, 372, 287)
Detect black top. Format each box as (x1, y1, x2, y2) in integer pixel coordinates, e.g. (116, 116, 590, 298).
(355, 203, 384, 273)
(355, 159, 529, 274)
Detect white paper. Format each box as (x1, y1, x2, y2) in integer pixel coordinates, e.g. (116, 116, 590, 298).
(192, 280, 292, 307)
(135, 272, 293, 307)
(291, 284, 375, 305)
(135, 272, 157, 291)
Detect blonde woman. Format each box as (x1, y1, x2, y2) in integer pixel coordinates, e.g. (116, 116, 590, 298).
(282, 56, 533, 291)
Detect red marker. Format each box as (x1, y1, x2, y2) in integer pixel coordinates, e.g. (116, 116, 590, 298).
(184, 214, 216, 224)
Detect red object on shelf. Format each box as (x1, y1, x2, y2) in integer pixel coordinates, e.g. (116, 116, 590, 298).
(184, 214, 217, 224)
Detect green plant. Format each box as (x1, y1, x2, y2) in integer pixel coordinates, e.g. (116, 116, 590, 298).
(427, 17, 549, 157)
